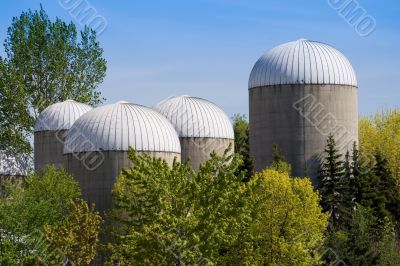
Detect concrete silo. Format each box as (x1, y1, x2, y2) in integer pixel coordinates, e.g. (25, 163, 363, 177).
(63, 101, 181, 212)
(249, 39, 358, 181)
(34, 100, 92, 171)
(154, 95, 234, 170)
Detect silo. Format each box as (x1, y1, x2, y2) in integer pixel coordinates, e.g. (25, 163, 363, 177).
(34, 100, 92, 171)
(154, 95, 234, 170)
(63, 101, 181, 212)
(249, 39, 358, 182)
(0, 151, 28, 194)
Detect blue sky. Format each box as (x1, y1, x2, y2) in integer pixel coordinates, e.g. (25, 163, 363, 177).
(0, 0, 399, 117)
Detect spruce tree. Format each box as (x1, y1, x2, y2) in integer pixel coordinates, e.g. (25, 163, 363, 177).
(373, 153, 400, 221)
(233, 114, 254, 181)
(319, 134, 345, 229)
(339, 151, 354, 227)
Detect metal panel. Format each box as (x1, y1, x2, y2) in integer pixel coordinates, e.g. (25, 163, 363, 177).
(249, 39, 358, 88)
(0, 151, 28, 176)
(153, 96, 234, 139)
(63, 102, 181, 154)
(34, 100, 92, 132)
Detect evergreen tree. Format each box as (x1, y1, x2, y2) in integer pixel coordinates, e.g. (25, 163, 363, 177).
(351, 142, 361, 201)
(232, 114, 254, 181)
(344, 204, 379, 266)
(373, 153, 400, 221)
(319, 134, 346, 229)
(270, 143, 292, 175)
(353, 152, 387, 223)
(339, 151, 354, 228)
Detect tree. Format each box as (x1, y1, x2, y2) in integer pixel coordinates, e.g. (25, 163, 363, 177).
(224, 168, 328, 265)
(318, 134, 348, 229)
(376, 218, 400, 266)
(359, 109, 400, 178)
(373, 153, 400, 221)
(108, 148, 249, 265)
(232, 114, 253, 181)
(0, 166, 82, 264)
(270, 142, 292, 175)
(44, 200, 103, 265)
(0, 5, 106, 154)
(324, 204, 379, 266)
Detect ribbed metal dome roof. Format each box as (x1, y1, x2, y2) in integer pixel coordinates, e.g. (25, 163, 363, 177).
(34, 100, 92, 132)
(153, 95, 234, 139)
(63, 101, 181, 154)
(249, 39, 357, 88)
(0, 151, 28, 176)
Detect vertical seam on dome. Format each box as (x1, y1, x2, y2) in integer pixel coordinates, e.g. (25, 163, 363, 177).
(312, 42, 325, 84)
(304, 41, 312, 83)
(321, 44, 338, 84)
(123, 104, 130, 151)
(274, 44, 288, 85)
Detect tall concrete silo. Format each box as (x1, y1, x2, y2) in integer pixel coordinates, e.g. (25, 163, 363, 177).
(63, 101, 181, 212)
(34, 100, 92, 171)
(154, 95, 234, 170)
(249, 39, 358, 181)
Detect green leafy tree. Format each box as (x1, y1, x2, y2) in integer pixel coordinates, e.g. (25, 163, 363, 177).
(0, 5, 106, 153)
(359, 109, 400, 178)
(232, 114, 253, 181)
(0, 166, 81, 264)
(108, 148, 249, 265)
(225, 168, 328, 265)
(44, 200, 103, 265)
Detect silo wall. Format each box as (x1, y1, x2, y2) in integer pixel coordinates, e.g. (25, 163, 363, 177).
(249, 84, 358, 182)
(180, 137, 234, 170)
(34, 130, 67, 171)
(64, 151, 180, 213)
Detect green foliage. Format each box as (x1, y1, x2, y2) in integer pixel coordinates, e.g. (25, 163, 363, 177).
(225, 169, 328, 265)
(376, 218, 400, 266)
(318, 134, 350, 229)
(360, 108, 400, 178)
(321, 139, 400, 265)
(270, 143, 292, 175)
(108, 148, 248, 265)
(373, 153, 400, 221)
(0, 5, 106, 154)
(44, 200, 103, 265)
(323, 205, 379, 266)
(232, 114, 254, 181)
(0, 166, 82, 264)
(108, 150, 327, 265)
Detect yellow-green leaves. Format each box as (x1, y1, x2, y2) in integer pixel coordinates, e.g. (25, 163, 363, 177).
(360, 109, 400, 178)
(44, 200, 102, 266)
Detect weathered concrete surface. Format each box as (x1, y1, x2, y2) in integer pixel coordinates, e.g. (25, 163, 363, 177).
(249, 84, 358, 183)
(180, 137, 234, 170)
(34, 130, 67, 171)
(64, 151, 180, 213)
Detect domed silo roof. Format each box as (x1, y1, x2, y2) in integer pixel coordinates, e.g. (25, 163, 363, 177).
(249, 39, 357, 88)
(0, 151, 28, 176)
(153, 95, 234, 139)
(63, 101, 181, 154)
(34, 100, 93, 132)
